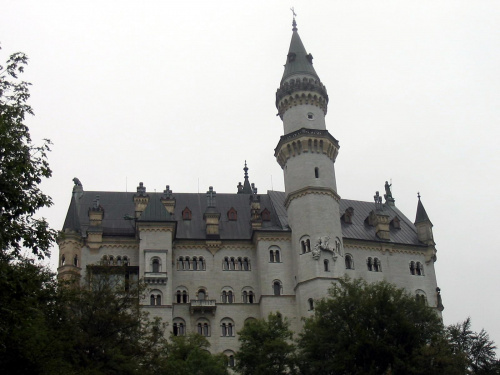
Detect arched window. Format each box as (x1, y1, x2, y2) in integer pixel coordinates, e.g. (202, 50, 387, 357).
(243, 257, 249, 270)
(176, 287, 189, 303)
(152, 258, 160, 273)
(220, 319, 235, 337)
(324, 259, 329, 272)
(228, 355, 235, 367)
(230, 257, 236, 270)
(73, 255, 78, 267)
(198, 289, 206, 300)
(224, 257, 230, 270)
(109, 255, 114, 265)
(182, 291, 188, 303)
(193, 257, 198, 271)
(116, 256, 122, 266)
(300, 236, 311, 254)
(178, 257, 184, 270)
(173, 318, 186, 336)
(275, 250, 281, 263)
(367, 257, 373, 271)
(222, 291, 227, 303)
(415, 290, 427, 305)
(345, 254, 354, 269)
(150, 291, 162, 306)
(273, 280, 282, 296)
(308, 298, 314, 311)
(249, 291, 254, 303)
(228, 291, 233, 303)
(197, 319, 210, 336)
(269, 250, 274, 262)
(184, 257, 190, 270)
(374, 258, 381, 272)
(416, 262, 424, 276)
(199, 257, 205, 270)
(409, 261, 416, 275)
(203, 323, 209, 336)
(237, 257, 242, 270)
(314, 167, 319, 178)
(123, 256, 129, 266)
(61, 254, 66, 266)
(242, 291, 247, 303)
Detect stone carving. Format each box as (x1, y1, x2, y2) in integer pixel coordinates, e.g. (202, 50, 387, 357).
(73, 177, 82, 187)
(312, 236, 344, 261)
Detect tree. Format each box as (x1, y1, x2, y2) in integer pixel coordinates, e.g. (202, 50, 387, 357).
(0, 46, 56, 260)
(150, 333, 229, 375)
(447, 317, 500, 374)
(236, 312, 297, 375)
(298, 278, 459, 375)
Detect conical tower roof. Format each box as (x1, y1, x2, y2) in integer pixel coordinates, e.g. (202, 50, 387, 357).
(281, 19, 320, 84)
(415, 194, 432, 225)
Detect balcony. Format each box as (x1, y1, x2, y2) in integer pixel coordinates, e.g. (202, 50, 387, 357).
(190, 299, 217, 315)
(144, 271, 167, 285)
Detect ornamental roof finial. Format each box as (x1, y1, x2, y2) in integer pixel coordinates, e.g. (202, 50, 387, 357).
(291, 7, 297, 31)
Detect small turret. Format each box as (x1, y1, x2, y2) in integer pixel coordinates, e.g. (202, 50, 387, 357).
(414, 193, 435, 246)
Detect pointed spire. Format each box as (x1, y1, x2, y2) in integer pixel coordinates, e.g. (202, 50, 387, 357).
(238, 161, 254, 194)
(415, 193, 432, 225)
(281, 15, 319, 84)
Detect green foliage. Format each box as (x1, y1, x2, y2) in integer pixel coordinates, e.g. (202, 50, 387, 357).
(236, 312, 297, 375)
(298, 278, 455, 375)
(150, 333, 229, 375)
(0, 258, 70, 374)
(0, 46, 57, 260)
(447, 317, 500, 374)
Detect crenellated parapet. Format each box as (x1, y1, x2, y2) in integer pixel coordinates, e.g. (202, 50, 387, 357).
(274, 128, 339, 168)
(276, 77, 329, 118)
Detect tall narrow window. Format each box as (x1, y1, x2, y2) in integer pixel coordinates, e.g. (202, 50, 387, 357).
(238, 258, 243, 270)
(182, 291, 188, 303)
(315, 167, 319, 178)
(308, 298, 314, 311)
(193, 257, 198, 271)
(224, 257, 229, 270)
(228, 291, 233, 303)
(367, 257, 373, 271)
(152, 258, 160, 273)
(222, 291, 227, 303)
(324, 259, 329, 272)
(176, 291, 181, 303)
(73, 255, 78, 267)
(198, 290, 206, 300)
(221, 323, 227, 336)
(242, 291, 248, 303)
(345, 254, 354, 270)
(374, 258, 381, 272)
(243, 258, 249, 270)
(416, 262, 424, 276)
(249, 291, 254, 303)
(409, 261, 416, 275)
(273, 281, 281, 296)
(275, 250, 281, 263)
(270, 250, 275, 262)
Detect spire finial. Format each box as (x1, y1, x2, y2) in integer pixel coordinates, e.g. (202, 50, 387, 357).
(244, 160, 249, 180)
(417, 192, 421, 200)
(290, 7, 297, 31)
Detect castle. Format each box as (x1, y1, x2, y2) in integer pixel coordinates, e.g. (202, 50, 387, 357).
(58, 18, 442, 362)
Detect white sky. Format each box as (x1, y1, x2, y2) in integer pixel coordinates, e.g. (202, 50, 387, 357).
(2, 0, 499, 347)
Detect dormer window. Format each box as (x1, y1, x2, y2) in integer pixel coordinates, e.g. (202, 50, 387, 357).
(227, 207, 237, 221)
(182, 207, 192, 220)
(391, 216, 401, 229)
(261, 208, 271, 221)
(343, 207, 354, 224)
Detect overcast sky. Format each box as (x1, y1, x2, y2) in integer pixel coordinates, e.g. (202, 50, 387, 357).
(2, 0, 499, 347)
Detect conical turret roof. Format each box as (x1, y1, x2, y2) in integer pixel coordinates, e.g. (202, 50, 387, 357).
(281, 20, 320, 84)
(415, 194, 432, 225)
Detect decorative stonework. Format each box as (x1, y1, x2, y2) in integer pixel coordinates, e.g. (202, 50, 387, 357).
(276, 77, 329, 118)
(275, 128, 339, 169)
(205, 240, 222, 255)
(312, 236, 344, 261)
(284, 186, 340, 208)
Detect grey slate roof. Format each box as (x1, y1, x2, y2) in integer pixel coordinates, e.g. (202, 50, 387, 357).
(63, 189, 424, 246)
(281, 24, 320, 83)
(415, 198, 432, 225)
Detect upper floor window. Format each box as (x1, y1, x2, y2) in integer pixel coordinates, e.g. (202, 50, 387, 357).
(324, 259, 329, 272)
(410, 261, 424, 276)
(152, 258, 160, 273)
(300, 236, 311, 254)
(221, 319, 235, 337)
(373, 258, 382, 272)
(367, 257, 373, 271)
(314, 167, 319, 178)
(345, 254, 354, 270)
(242, 290, 255, 303)
(227, 207, 237, 221)
(223, 256, 250, 270)
(175, 289, 189, 304)
(221, 289, 234, 303)
(308, 298, 314, 311)
(197, 289, 207, 300)
(273, 280, 282, 296)
(73, 255, 78, 267)
(197, 321, 210, 337)
(150, 291, 162, 306)
(269, 246, 281, 263)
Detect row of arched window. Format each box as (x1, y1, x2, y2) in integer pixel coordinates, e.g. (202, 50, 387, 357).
(101, 255, 130, 266)
(176, 256, 206, 271)
(344, 255, 425, 276)
(172, 318, 237, 338)
(223, 257, 250, 271)
(173, 288, 256, 304)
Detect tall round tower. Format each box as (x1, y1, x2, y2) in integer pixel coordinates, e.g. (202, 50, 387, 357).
(275, 18, 343, 317)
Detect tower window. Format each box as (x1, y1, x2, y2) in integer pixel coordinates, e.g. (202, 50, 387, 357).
(315, 167, 319, 178)
(307, 112, 314, 120)
(308, 298, 314, 311)
(324, 259, 329, 272)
